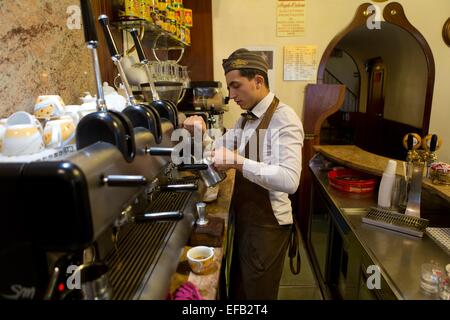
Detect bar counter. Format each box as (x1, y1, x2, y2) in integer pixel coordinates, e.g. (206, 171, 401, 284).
(310, 151, 449, 300)
(313, 145, 450, 202)
(169, 169, 236, 300)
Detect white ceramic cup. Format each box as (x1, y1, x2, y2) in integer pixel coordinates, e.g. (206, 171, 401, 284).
(2, 123, 45, 156)
(105, 93, 127, 112)
(7, 111, 39, 126)
(34, 95, 66, 119)
(43, 118, 76, 149)
(186, 246, 215, 274)
(61, 106, 81, 125)
(0, 121, 6, 152)
(6, 111, 43, 134)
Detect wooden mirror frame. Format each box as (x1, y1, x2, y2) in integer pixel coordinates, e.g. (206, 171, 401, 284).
(317, 2, 435, 133)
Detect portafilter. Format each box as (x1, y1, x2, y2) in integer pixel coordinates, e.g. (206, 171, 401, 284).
(98, 15, 163, 144)
(77, 1, 136, 162)
(128, 28, 179, 129)
(148, 147, 226, 187)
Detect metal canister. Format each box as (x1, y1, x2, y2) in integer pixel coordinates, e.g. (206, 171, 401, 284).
(170, 19, 177, 35)
(173, 2, 183, 23)
(179, 25, 186, 44)
(184, 8, 192, 27)
(164, 17, 171, 32)
(140, 0, 151, 21)
(157, 0, 168, 14)
(176, 22, 181, 40)
(184, 25, 191, 45)
(125, 0, 141, 19)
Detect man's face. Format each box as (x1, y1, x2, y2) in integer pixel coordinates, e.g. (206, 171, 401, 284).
(225, 70, 259, 110)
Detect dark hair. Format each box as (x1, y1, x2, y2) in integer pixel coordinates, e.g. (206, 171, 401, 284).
(238, 69, 270, 89)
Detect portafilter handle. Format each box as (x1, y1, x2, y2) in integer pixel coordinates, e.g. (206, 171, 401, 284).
(73, 262, 113, 300)
(80, 0, 106, 111)
(129, 28, 161, 101)
(102, 175, 147, 187)
(177, 163, 208, 171)
(146, 147, 174, 156)
(158, 183, 198, 191)
(98, 14, 137, 107)
(80, 0, 97, 44)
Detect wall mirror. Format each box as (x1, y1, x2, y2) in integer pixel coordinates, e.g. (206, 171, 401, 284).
(317, 2, 435, 160)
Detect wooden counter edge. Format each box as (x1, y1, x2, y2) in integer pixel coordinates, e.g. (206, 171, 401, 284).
(169, 169, 236, 300)
(314, 145, 450, 202)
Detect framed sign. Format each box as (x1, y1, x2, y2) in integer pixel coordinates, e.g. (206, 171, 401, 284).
(276, 0, 306, 37)
(283, 45, 317, 81)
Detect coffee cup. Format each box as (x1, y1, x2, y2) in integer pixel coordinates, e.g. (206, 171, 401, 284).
(34, 95, 66, 119)
(7, 111, 41, 128)
(105, 93, 127, 112)
(43, 118, 76, 148)
(186, 246, 215, 274)
(2, 123, 45, 156)
(61, 106, 81, 126)
(0, 121, 6, 152)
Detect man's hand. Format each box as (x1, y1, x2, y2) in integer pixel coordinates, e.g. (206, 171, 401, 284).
(183, 115, 206, 136)
(208, 147, 245, 172)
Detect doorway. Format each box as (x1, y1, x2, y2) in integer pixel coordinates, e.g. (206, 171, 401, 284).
(321, 48, 360, 145)
(366, 57, 385, 119)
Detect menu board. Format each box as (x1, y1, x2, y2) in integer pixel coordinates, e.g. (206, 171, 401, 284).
(283, 45, 317, 81)
(276, 0, 306, 37)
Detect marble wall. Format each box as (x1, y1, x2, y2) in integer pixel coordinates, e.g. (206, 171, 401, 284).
(0, 0, 95, 118)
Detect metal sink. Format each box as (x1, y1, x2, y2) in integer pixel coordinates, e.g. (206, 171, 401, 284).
(341, 207, 369, 215)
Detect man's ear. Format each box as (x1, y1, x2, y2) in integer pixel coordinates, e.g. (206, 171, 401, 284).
(255, 75, 264, 88)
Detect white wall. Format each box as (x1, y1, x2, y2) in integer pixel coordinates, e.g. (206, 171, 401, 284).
(212, 0, 450, 163)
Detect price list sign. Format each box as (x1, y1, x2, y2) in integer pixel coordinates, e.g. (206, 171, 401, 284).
(276, 0, 306, 37)
(283, 45, 317, 81)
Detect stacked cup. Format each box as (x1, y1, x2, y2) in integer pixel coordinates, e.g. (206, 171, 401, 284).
(33, 95, 77, 150)
(2, 111, 45, 156)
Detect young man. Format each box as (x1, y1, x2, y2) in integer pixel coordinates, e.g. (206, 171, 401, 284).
(183, 48, 304, 299)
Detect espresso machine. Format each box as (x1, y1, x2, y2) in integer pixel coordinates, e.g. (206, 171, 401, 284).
(0, 1, 204, 301)
(178, 81, 229, 133)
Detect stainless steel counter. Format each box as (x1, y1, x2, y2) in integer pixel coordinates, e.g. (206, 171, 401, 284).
(310, 153, 449, 300)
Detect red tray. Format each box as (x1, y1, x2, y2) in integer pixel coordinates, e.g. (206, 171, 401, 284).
(327, 167, 377, 193)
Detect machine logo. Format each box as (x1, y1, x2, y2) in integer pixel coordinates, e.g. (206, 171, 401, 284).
(1, 284, 36, 300)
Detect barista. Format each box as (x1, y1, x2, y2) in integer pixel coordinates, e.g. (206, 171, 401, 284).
(184, 48, 304, 299)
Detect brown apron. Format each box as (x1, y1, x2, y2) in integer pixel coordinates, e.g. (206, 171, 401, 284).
(229, 96, 291, 300)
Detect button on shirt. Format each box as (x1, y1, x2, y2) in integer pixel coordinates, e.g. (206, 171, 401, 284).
(209, 92, 304, 225)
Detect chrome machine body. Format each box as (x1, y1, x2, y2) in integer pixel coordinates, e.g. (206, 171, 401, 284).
(0, 121, 201, 300)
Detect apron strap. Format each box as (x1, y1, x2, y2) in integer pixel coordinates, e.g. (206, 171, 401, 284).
(239, 96, 280, 162)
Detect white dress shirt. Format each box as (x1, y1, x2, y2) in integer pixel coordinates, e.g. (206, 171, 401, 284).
(209, 92, 304, 225)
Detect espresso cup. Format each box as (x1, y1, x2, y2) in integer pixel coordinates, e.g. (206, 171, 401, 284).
(0, 121, 6, 152)
(64, 105, 81, 125)
(2, 123, 45, 156)
(43, 118, 76, 149)
(7, 111, 42, 129)
(34, 95, 66, 119)
(186, 246, 215, 274)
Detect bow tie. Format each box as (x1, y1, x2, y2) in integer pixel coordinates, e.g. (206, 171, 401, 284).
(241, 111, 258, 121)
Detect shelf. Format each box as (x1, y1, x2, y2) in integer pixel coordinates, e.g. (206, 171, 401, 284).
(112, 19, 188, 50)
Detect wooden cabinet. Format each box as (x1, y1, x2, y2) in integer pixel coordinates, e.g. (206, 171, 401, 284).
(93, 0, 213, 85)
(308, 158, 397, 300)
